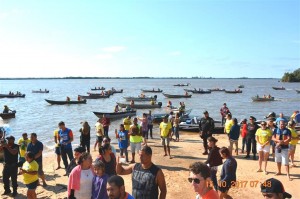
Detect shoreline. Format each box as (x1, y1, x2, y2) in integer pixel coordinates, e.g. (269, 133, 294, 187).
(0, 131, 299, 199)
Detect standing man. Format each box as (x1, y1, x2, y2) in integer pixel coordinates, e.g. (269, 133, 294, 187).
(128, 118, 143, 163)
(199, 111, 215, 155)
(272, 120, 291, 180)
(17, 133, 31, 168)
(53, 129, 61, 170)
(116, 145, 167, 199)
(58, 121, 74, 174)
(147, 110, 154, 139)
(27, 133, 47, 187)
(244, 116, 259, 160)
(0, 136, 19, 196)
(220, 103, 230, 126)
(275, 113, 288, 126)
(102, 114, 111, 137)
(160, 116, 172, 159)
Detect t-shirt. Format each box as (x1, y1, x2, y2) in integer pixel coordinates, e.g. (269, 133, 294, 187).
(74, 168, 94, 199)
(241, 124, 247, 138)
(92, 174, 109, 199)
(224, 119, 234, 134)
(3, 144, 19, 164)
(95, 122, 104, 137)
(125, 193, 134, 199)
(255, 128, 272, 145)
(160, 122, 172, 137)
(247, 123, 259, 138)
(289, 128, 299, 145)
(58, 128, 73, 149)
(140, 118, 148, 132)
(130, 124, 142, 143)
(272, 128, 291, 149)
(22, 160, 39, 184)
(123, 118, 132, 131)
(18, 138, 31, 157)
(53, 130, 59, 147)
(27, 141, 43, 162)
(117, 130, 129, 149)
(196, 189, 219, 199)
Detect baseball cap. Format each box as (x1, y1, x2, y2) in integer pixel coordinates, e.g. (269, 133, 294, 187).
(261, 178, 292, 198)
(74, 146, 86, 153)
(6, 135, 15, 141)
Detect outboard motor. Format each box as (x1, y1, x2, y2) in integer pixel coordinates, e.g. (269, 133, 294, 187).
(158, 102, 162, 106)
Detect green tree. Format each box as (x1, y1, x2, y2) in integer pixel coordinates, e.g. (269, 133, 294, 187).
(281, 68, 300, 82)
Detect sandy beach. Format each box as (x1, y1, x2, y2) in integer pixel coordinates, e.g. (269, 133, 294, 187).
(0, 131, 299, 199)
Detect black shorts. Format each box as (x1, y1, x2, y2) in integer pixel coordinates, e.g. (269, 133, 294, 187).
(218, 181, 231, 193)
(97, 136, 103, 143)
(55, 147, 61, 155)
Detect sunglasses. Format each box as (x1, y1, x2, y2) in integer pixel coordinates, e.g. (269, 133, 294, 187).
(261, 123, 266, 126)
(188, 178, 200, 184)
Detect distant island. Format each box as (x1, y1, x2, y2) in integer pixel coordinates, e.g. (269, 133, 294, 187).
(281, 68, 300, 82)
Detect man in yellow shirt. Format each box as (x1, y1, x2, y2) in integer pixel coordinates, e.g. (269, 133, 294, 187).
(18, 133, 31, 167)
(53, 129, 61, 170)
(160, 116, 172, 159)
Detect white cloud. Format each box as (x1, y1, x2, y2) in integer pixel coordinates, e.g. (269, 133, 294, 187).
(95, 53, 113, 59)
(168, 51, 181, 56)
(102, 46, 126, 53)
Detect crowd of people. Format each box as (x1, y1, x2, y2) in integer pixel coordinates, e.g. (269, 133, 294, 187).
(0, 103, 299, 198)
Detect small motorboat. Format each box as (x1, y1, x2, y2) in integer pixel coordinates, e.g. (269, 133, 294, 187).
(45, 99, 87, 105)
(117, 102, 162, 109)
(224, 90, 242, 94)
(173, 83, 190, 87)
(91, 87, 105, 91)
(183, 89, 196, 92)
(190, 89, 211, 94)
(0, 94, 25, 98)
(111, 89, 123, 94)
(0, 111, 16, 119)
(272, 87, 285, 90)
(252, 96, 275, 102)
(296, 89, 300, 93)
(32, 90, 49, 93)
(179, 117, 224, 133)
(238, 85, 245, 88)
(93, 110, 137, 120)
(79, 94, 110, 99)
(152, 109, 192, 123)
(208, 88, 225, 92)
(141, 89, 163, 93)
(123, 95, 157, 101)
(162, 93, 192, 98)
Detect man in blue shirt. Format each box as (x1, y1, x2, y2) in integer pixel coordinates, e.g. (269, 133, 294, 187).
(27, 133, 47, 187)
(58, 121, 74, 175)
(275, 113, 288, 126)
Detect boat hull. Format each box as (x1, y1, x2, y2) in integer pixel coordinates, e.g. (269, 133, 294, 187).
(0, 94, 25, 98)
(141, 89, 163, 93)
(79, 95, 110, 99)
(123, 96, 157, 101)
(252, 97, 275, 102)
(32, 91, 49, 93)
(0, 111, 16, 119)
(93, 110, 136, 119)
(45, 99, 87, 105)
(162, 93, 192, 98)
(117, 102, 162, 109)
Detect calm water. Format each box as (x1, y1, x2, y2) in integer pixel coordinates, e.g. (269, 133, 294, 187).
(0, 78, 299, 150)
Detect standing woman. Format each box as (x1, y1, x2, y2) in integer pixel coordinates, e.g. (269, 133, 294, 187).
(288, 120, 299, 167)
(115, 124, 129, 162)
(218, 147, 237, 199)
(245, 116, 259, 160)
(205, 137, 223, 191)
(101, 114, 111, 137)
(147, 111, 154, 139)
(173, 113, 180, 142)
(68, 152, 94, 199)
(138, 113, 149, 142)
(97, 143, 116, 177)
(79, 121, 91, 153)
(21, 152, 39, 199)
(240, 119, 247, 154)
(255, 121, 272, 174)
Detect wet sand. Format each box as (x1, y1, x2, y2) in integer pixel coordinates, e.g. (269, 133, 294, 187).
(0, 131, 299, 199)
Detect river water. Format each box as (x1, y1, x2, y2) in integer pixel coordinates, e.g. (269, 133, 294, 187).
(0, 78, 299, 150)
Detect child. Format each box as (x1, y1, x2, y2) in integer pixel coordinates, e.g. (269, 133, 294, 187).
(115, 124, 129, 162)
(92, 160, 109, 199)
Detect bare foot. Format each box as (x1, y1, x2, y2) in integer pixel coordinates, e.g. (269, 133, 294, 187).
(163, 154, 167, 157)
(55, 166, 61, 170)
(275, 172, 282, 176)
(257, 169, 263, 172)
(169, 156, 172, 159)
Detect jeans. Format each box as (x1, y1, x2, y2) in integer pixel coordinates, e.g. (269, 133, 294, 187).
(147, 124, 153, 138)
(103, 126, 109, 137)
(3, 163, 18, 192)
(210, 167, 218, 191)
(246, 137, 257, 156)
(174, 127, 179, 139)
(61, 147, 74, 170)
(221, 117, 226, 126)
(242, 137, 246, 152)
(120, 148, 129, 162)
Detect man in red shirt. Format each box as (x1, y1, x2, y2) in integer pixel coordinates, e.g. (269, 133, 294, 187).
(220, 103, 230, 126)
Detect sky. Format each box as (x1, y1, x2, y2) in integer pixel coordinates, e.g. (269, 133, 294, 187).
(0, 0, 299, 78)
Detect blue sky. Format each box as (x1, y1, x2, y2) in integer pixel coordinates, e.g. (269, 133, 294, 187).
(0, 0, 299, 78)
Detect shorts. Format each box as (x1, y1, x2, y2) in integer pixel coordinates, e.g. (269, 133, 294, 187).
(97, 136, 103, 143)
(161, 137, 170, 146)
(289, 144, 296, 151)
(55, 147, 61, 155)
(26, 180, 38, 190)
(37, 161, 44, 176)
(257, 144, 270, 153)
(130, 142, 141, 153)
(218, 180, 231, 193)
(275, 148, 289, 165)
